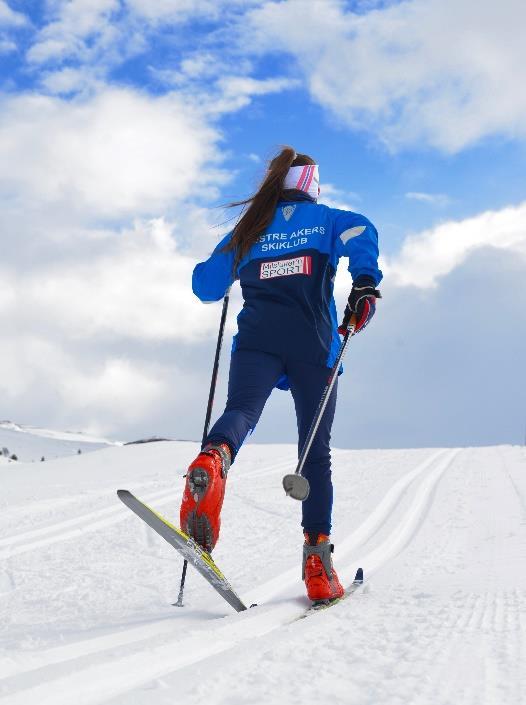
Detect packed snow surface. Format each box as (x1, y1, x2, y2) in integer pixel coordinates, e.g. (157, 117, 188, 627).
(1, 441, 525, 704)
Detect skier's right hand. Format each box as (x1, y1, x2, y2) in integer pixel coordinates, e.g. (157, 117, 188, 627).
(338, 277, 381, 335)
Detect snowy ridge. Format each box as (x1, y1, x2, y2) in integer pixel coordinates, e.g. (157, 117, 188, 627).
(1, 443, 525, 704)
(0, 421, 119, 463)
(0, 422, 118, 446)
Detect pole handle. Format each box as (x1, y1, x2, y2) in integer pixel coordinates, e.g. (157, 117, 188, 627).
(345, 312, 358, 333)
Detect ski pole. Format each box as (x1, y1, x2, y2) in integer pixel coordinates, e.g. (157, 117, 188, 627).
(282, 314, 357, 502)
(174, 288, 231, 607)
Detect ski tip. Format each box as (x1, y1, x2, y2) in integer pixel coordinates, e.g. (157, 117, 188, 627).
(354, 567, 364, 583)
(117, 489, 131, 500)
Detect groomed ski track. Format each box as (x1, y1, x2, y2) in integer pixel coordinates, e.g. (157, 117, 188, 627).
(1, 443, 525, 705)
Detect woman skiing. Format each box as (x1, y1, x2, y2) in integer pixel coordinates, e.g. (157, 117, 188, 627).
(180, 147, 382, 602)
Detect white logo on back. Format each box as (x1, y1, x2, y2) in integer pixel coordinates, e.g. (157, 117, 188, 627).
(282, 205, 296, 222)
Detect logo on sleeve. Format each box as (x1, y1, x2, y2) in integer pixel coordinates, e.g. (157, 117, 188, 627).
(340, 225, 366, 245)
(260, 256, 312, 279)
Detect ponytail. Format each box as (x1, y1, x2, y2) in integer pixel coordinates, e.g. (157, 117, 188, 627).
(223, 146, 316, 273)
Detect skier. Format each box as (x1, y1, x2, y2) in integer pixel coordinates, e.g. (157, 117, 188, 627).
(180, 147, 382, 602)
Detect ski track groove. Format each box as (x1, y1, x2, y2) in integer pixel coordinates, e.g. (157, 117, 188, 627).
(0, 457, 296, 560)
(376, 588, 525, 705)
(0, 487, 174, 549)
(245, 449, 451, 603)
(0, 488, 177, 560)
(0, 448, 459, 704)
(436, 590, 524, 705)
(234, 455, 298, 481)
(337, 449, 458, 583)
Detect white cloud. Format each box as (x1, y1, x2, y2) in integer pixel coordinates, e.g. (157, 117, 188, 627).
(151, 53, 252, 90)
(406, 192, 452, 207)
(60, 356, 165, 422)
(0, 212, 231, 436)
(125, 0, 260, 24)
(0, 36, 15, 53)
(1, 218, 227, 343)
(208, 75, 299, 115)
(0, 335, 166, 433)
(25, 0, 258, 74)
(20, 2, 296, 121)
(178, 52, 221, 80)
(0, 277, 15, 313)
(27, 0, 121, 64)
(0, 87, 225, 219)
(0, 0, 27, 55)
(0, 1, 27, 27)
(150, 67, 296, 116)
(32, 222, 212, 342)
(125, 0, 218, 23)
(0, 210, 232, 436)
(319, 183, 361, 212)
(39, 66, 104, 95)
(246, 0, 526, 152)
(383, 201, 526, 288)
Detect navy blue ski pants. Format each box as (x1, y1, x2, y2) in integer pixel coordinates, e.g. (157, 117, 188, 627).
(206, 348, 338, 536)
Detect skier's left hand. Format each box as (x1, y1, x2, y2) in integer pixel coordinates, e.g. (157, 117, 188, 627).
(338, 276, 381, 335)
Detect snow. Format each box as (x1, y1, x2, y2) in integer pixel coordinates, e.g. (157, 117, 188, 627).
(1, 440, 525, 704)
(0, 421, 119, 464)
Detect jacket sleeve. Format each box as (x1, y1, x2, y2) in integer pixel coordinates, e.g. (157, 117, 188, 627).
(333, 210, 383, 285)
(192, 232, 236, 302)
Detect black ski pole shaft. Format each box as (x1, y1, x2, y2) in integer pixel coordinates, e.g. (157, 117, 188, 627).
(201, 289, 231, 446)
(173, 557, 188, 607)
(175, 288, 231, 607)
(282, 315, 357, 501)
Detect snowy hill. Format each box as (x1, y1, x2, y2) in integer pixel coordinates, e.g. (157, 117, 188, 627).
(0, 421, 119, 464)
(1, 441, 525, 704)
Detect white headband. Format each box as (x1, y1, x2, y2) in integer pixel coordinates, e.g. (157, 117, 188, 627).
(284, 164, 319, 199)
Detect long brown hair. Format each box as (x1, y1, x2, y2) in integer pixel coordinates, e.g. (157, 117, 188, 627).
(223, 146, 316, 273)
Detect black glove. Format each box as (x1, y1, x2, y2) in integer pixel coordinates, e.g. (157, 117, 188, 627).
(338, 276, 381, 335)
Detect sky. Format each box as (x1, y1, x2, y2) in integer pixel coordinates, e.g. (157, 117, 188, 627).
(0, 0, 525, 449)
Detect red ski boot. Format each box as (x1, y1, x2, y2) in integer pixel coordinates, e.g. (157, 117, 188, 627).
(180, 443, 231, 553)
(303, 533, 344, 603)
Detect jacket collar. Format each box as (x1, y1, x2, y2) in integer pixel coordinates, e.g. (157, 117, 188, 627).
(280, 189, 317, 204)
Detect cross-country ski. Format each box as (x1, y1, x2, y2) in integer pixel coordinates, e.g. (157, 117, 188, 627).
(117, 489, 247, 612)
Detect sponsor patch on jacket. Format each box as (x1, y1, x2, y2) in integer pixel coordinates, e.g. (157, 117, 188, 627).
(260, 256, 312, 279)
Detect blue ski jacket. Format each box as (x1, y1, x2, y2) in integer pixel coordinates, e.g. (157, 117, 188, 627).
(193, 195, 382, 387)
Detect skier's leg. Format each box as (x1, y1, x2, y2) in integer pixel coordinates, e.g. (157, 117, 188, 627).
(205, 348, 285, 458)
(287, 361, 338, 537)
(287, 361, 343, 601)
(181, 348, 284, 550)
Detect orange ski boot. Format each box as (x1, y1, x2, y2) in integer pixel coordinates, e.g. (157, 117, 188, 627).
(180, 443, 231, 553)
(303, 532, 344, 604)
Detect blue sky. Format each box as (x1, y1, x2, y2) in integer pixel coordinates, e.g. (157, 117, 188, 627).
(0, 0, 525, 448)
